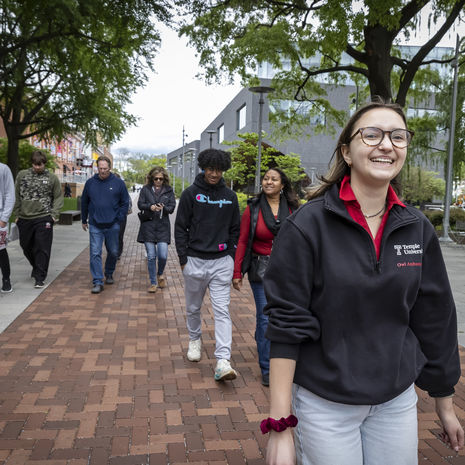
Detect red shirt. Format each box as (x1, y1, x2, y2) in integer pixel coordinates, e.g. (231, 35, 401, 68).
(339, 175, 405, 260)
(233, 205, 275, 279)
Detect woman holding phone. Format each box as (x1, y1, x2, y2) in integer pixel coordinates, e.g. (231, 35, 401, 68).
(137, 166, 176, 293)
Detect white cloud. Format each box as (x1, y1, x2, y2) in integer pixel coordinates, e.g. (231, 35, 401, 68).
(112, 25, 242, 155)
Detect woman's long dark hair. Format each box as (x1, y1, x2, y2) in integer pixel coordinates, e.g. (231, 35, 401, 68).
(307, 101, 409, 200)
(261, 167, 300, 211)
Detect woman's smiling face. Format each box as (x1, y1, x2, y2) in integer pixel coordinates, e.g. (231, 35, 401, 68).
(342, 108, 408, 188)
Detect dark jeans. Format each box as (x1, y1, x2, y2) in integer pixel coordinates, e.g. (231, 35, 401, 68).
(0, 248, 10, 281)
(118, 217, 127, 257)
(17, 216, 54, 281)
(249, 281, 270, 376)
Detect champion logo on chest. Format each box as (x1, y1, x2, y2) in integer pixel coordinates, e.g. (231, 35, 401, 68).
(195, 193, 232, 208)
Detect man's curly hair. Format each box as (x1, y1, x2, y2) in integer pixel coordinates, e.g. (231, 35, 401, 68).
(197, 149, 231, 171)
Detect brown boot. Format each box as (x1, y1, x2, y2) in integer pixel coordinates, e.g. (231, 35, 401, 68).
(157, 275, 166, 288)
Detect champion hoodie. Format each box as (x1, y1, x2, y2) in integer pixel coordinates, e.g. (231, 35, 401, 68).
(264, 183, 460, 405)
(175, 173, 240, 266)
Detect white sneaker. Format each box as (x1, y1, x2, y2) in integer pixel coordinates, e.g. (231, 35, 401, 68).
(187, 339, 201, 362)
(214, 359, 237, 381)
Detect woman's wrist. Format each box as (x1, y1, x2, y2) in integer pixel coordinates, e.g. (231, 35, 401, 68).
(260, 414, 298, 434)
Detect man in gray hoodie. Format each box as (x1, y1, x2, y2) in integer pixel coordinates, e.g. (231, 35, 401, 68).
(0, 163, 15, 293)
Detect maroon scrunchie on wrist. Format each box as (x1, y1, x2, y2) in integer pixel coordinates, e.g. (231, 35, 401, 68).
(260, 414, 298, 434)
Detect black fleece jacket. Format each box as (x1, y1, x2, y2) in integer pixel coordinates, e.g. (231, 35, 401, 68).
(174, 173, 240, 266)
(264, 183, 460, 405)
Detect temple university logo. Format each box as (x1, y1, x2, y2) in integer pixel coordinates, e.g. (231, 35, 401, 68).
(393, 243, 423, 256)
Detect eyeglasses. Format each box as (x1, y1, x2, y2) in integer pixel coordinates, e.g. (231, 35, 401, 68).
(349, 127, 414, 148)
(153, 177, 164, 181)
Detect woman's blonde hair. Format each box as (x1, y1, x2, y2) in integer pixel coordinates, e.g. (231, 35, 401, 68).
(307, 101, 408, 200)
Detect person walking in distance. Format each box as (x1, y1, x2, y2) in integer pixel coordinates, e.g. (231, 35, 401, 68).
(13, 151, 63, 289)
(81, 156, 129, 294)
(263, 101, 463, 465)
(137, 166, 175, 293)
(175, 149, 240, 381)
(0, 162, 15, 293)
(233, 168, 300, 387)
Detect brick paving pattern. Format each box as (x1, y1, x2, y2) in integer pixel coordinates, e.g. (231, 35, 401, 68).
(0, 212, 464, 464)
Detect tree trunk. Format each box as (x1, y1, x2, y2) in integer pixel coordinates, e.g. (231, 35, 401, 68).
(364, 25, 394, 103)
(5, 123, 20, 178)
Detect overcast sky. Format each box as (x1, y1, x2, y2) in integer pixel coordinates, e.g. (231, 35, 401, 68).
(112, 14, 464, 157)
(112, 24, 242, 156)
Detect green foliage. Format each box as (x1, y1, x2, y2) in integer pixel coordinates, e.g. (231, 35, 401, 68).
(423, 207, 465, 229)
(0, 0, 171, 175)
(61, 198, 78, 211)
(177, 0, 464, 138)
(401, 166, 445, 205)
(0, 138, 55, 173)
(118, 154, 166, 185)
(236, 191, 249, 214)
(222, 132, 306, 194)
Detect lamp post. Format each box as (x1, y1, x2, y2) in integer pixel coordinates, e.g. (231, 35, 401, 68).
(182, 126, 188, 191)
(206, 129, 216, 149)
(185, 148, 197, 184)
(248, 86, 274, 194)
(168, 159, 177, 192)
(440, 34, 461, 242)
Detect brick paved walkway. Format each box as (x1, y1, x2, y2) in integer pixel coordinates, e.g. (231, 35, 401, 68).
(0, 211, 464, 464)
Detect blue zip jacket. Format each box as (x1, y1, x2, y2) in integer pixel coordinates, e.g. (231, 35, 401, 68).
(81, 173, 129, 228)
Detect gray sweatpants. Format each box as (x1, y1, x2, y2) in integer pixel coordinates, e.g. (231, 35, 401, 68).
(183, 255, 234, 360)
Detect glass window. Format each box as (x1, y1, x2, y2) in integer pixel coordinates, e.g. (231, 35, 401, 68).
(218, 124, 224, 143)
(236, 104, 246, 130)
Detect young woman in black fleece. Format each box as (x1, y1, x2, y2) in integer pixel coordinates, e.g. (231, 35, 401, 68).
(263, 101, 463, 465)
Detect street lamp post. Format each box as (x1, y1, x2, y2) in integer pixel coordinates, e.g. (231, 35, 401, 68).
(168, 160, 178, 192)
(441, 34, 461, 242)
(182, 126, 188, 191)
(248, 86, 274, 194)
(206, 129, 216, 149)
(185, 148, 197, 184)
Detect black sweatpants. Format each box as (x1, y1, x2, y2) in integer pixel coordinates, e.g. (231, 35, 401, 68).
(17, 216, 54, 281)
(0, 248, 10, 281)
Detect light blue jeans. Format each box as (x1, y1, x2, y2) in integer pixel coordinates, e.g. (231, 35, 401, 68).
(89, 223, 120, 285)
(292, 384, 418, 465)
(144, 242, 168, 285)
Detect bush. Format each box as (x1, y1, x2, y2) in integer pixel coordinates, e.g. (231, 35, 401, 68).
(423, 209, 443, 227)
(236, 192, 249, 214)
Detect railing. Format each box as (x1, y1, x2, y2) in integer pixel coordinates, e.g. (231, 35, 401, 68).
(57, 174, 88, 184)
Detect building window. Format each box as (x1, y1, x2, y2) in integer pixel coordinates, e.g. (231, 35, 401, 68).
(236, 104, 246, 130)
(218, 124, 224, 143)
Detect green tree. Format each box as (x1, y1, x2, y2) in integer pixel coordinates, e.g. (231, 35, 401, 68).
(0, 0, 171, 176)
(401, 166, 445, 205)
(177, 0, 464, 131)
(120, 153, 166, 185)
(222, 132, 306, 193)
(0, 137, 55, 171)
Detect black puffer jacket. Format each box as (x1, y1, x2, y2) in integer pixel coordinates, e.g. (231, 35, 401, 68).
(136, 184, 176, 244)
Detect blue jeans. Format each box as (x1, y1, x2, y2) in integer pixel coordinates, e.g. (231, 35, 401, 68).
(89, 223, 120, 285)
(250, 281, 270, 376)
(144, 242, 168, 285)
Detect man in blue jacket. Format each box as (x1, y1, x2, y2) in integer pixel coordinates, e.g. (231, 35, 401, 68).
(81, 156, 129, 294)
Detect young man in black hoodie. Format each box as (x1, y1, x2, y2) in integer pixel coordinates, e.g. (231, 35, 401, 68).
(175, 149, 240, 381)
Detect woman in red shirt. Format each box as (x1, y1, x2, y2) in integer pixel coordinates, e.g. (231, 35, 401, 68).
(233, 168, 299, 386)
